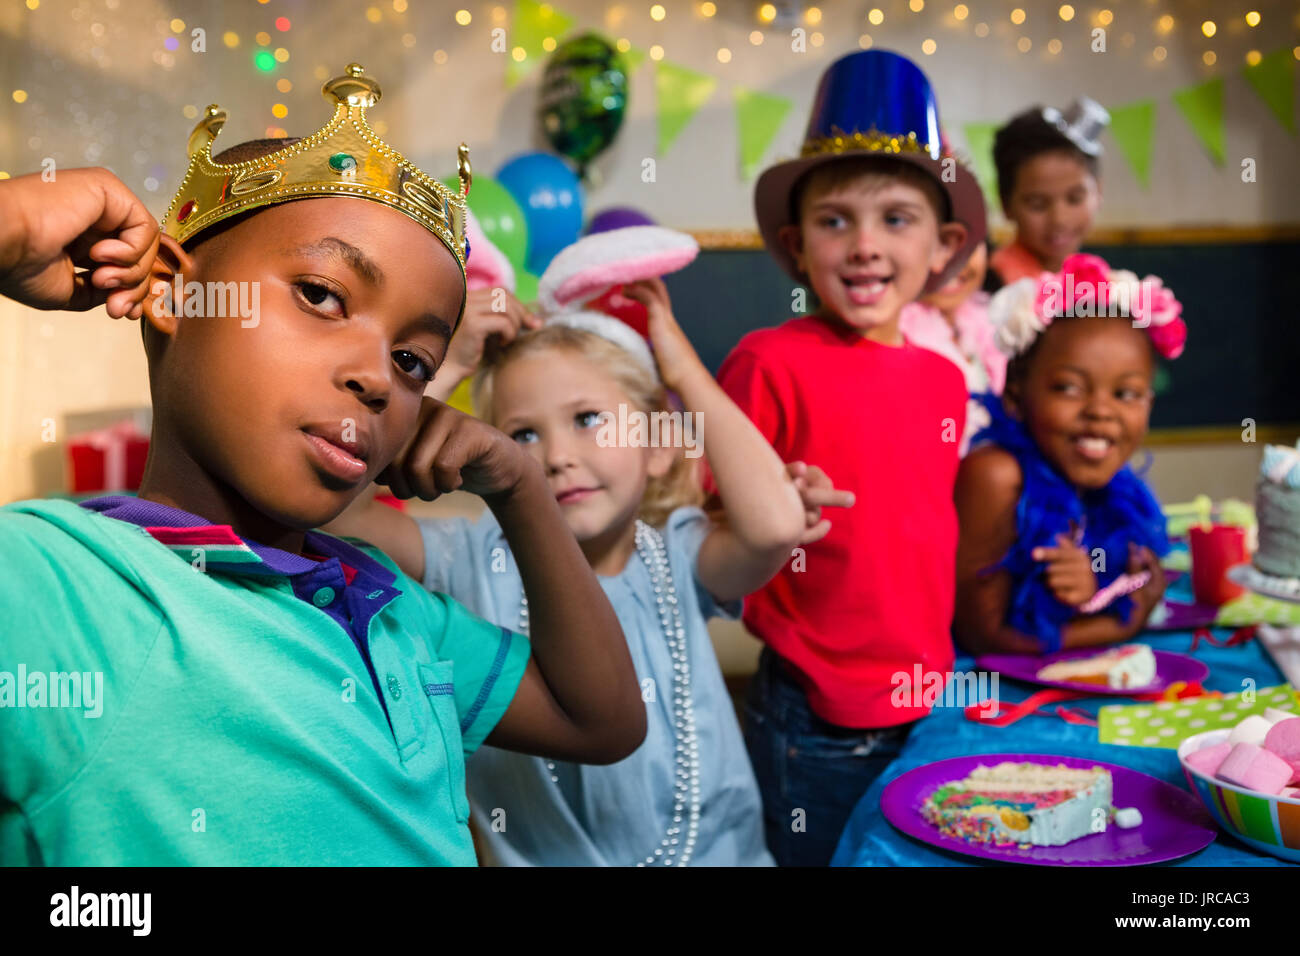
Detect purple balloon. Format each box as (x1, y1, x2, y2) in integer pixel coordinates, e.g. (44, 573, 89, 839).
(585, 206, 656, 235)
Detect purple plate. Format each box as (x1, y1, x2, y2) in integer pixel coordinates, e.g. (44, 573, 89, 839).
(1150, 571, 1221, 631)
(975, 647, 1209, 696)
(881, 753, 1216, 866)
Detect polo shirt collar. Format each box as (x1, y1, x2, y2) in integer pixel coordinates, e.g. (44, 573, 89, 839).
(78, 494, 395, 586)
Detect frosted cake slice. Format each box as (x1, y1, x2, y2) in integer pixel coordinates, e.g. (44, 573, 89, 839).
(923, 761, 1113, 847)
(1035, 644, 1157, 689)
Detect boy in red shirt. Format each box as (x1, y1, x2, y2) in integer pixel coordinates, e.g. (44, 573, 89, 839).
(719, 50, 987, 865)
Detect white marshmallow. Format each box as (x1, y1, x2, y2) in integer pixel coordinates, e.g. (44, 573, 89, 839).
(1229, 714, 1275, 747)
(1264, 707, 1298, 725)
(1114, 807, 1143, 829)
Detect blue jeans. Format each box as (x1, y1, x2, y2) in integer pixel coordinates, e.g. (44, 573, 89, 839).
(743, 648, 913, 867)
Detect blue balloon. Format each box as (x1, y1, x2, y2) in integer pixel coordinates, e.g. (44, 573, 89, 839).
(496, 152, 584, 274)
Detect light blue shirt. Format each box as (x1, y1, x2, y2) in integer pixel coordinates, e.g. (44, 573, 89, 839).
(417, 506, 774, 866)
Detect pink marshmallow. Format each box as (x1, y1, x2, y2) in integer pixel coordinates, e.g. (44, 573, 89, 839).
(1216, 742, 1294, 795)
(1283, 787, 1300, 800)
(1264, 717, 1300, 784)
(1185, 741, 1232, 777)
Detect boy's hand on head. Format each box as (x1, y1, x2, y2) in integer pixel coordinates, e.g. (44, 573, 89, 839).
(0, 168, 160, 319)
(437, 286, 540, 386)
(786, 461, 855, 544)
(376, 396, 535, 503)
(1033, 532, 1099, 607)
(622, 277, 706, 391)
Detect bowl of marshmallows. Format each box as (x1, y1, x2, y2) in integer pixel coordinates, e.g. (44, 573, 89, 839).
(1178, 706, 1300, 862)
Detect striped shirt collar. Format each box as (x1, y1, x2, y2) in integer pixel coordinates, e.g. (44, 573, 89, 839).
(78, 494, 392, 585)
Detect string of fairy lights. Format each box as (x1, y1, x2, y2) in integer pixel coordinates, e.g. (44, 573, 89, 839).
(3, 1, 1299, 184)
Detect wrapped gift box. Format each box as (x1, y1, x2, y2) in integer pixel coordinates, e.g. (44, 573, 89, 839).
(66, 420, 150, 494)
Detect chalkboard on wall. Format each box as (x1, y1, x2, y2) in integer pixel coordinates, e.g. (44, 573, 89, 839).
(663, 241, 1299, 430)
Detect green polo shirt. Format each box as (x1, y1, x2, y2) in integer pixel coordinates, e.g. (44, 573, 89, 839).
(0, 497, 530, 865)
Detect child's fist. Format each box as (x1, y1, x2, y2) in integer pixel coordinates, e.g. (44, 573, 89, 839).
(1033, 533, 1099, 607)
(1124, 543, 1167, 632)
(0, 168, 160, 319)
(377, 397, 536, 502)
(438, 286, 540, 387)
(621, 277, 705, 391)
(786, 461, 855, 544)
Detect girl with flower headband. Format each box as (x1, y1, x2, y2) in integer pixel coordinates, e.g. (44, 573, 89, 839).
(329, 226, 853, 865)
(953, 253, 1188, 656)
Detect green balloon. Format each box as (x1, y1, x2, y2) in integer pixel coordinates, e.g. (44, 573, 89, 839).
(443, 175, 529, 272)
(539, 33, 627, 170)
(514, 268, 539, 306)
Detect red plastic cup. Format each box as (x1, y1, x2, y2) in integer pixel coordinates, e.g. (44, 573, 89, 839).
(1189, 524, 1248, 606)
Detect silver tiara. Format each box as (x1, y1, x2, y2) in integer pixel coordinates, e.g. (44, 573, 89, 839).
(1041, 97, 1110, 157)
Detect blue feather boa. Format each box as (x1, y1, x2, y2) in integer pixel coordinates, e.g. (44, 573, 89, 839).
(970, 392, 1169, 653)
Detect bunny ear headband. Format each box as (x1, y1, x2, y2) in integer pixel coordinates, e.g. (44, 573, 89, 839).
(989, 253, 1187, 361)
(535, 225, 700, 380)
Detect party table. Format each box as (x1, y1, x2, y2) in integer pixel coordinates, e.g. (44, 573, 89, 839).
(831, 626, 1293, 866)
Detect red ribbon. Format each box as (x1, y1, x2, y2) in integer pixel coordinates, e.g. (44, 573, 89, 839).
(964, 688, 1097, 727)
(1188, 625, 1257, 653)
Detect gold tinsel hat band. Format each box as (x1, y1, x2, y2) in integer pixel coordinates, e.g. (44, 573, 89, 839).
(161, 63, 471, 278)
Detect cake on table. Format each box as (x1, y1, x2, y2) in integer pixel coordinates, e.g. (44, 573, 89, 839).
(923, 762, 1113, 846)
(1254, 442, 1300, 582)
(1035, 643, 1157, 689)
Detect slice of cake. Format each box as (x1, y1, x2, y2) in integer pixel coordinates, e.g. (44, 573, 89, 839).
(1035, 643, 1157, 689)
(1254, 443, 1300, 580)
(923, 761, 1113, 847)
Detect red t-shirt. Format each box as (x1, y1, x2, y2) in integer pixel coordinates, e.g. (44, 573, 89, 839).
(714, 316, 967, 728)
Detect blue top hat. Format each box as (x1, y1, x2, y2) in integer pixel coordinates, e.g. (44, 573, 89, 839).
(754, 50, 986, 293)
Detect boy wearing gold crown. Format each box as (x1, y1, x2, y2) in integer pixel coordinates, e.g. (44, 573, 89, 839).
(0, 66, 644, 865)
(718, 50, 987, 866)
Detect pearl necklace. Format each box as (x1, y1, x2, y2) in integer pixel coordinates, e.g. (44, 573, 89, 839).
(518, 520, 701, 866)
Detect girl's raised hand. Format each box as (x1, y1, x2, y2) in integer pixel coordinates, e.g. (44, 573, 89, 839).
(377, 396, 538, 503)
(1033, 532, 1099, 607)
(437, 286, 540, 388)
(621, 277, 705, 390)
(787, 461, 855, 544)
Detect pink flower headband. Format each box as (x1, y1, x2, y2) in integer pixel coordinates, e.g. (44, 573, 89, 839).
(989, 253, 1186, 360)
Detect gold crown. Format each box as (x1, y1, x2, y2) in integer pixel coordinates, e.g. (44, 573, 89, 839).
(162, 63, 471, 277)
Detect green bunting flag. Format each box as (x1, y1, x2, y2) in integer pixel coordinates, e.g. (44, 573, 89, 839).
(506, 0, 576, 88)
(655, 61, 717, 156)
(1172, 77, 1226, 166)
(1243, 47, 1296, 134)
(961, 122, 1000, 210)
(735, 87, 792, 180)
(1108, 100, 1157, 189)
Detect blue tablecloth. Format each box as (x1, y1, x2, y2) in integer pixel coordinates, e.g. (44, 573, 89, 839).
(831, 627, 1293, 866)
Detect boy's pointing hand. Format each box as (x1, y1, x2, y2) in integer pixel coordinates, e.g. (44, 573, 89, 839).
(0, 167, 160, 320)
(787, 461, 855, 544)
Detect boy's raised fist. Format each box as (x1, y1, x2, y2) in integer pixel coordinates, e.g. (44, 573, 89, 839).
(0, 167, 160, 319)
